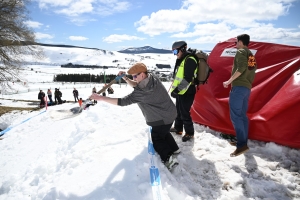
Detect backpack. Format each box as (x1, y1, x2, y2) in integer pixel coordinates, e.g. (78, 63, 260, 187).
(188, 48, 213, 85)
(247, 51, 257, 70)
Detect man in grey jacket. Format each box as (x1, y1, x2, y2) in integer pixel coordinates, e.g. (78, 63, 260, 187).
(89, 63, 180, 170)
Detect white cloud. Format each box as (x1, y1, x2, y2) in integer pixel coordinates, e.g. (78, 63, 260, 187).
(56, 0, 94, 17)
(134, 0, 300, 45)
(35, 32, 54, 40)
(135, 0, 295, 35)
(95, 1, 130, 16)
(38, 0, 73, 9)
(135, 10, 189, 36)
(103, 34, 145, 43)
(24, 21, 43, 28)
(69, 36, 89, 41)
(37, 0, 130, 18)
(178, 23, 300, 45)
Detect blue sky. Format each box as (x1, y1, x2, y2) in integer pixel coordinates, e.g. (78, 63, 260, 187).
(25, 0, 300, 51)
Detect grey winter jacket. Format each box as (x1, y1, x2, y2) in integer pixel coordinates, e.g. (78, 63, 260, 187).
(118, 74, 177, 126)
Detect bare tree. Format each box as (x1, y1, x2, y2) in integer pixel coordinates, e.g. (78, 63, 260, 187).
(0, 0, 44, 90)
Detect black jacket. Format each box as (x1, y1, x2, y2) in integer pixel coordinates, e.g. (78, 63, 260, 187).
(38, 92, 45, 100)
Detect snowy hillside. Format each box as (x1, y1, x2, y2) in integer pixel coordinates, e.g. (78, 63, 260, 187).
(22, 45, 176, 70)
(118, 46, 172, 54)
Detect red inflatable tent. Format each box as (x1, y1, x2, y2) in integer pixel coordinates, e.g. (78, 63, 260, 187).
(191, 38, 300, 149)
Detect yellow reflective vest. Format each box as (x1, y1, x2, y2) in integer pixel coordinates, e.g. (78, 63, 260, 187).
(171, 56, 197, 95)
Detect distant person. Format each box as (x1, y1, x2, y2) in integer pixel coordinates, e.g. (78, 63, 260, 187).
(54, 88, 59, 104)
(38, 90, 46, 108)
(56, 89, 62, 104)
(92, 86, 97, 104)
(223, 34, 257, 157)
(102, 85, 106, 97)
(89, 63, 180, 170)
(78, 98, 83, 107)
(73, 88, 79, 102)
(47, 89, 53, 103)
(107, 86, 114, 94)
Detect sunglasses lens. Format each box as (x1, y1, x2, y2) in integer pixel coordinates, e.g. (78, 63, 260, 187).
(133, 73, 140, 78)
(173, 49, 178, 55)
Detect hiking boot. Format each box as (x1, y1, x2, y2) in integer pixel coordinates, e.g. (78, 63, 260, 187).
(173, 149, 181, 154)
(182, 134, 194, 142)
(164, 155, 179, 170)
(170, 127, 183, 135)
(230, 145, 249, 157)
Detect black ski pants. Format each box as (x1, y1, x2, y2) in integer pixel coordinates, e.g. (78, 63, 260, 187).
(151, 123, 179, 162)
(74, 95, 79, 102)
(174, 93, 195, 135)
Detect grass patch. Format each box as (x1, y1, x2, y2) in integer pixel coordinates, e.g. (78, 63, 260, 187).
(0, 106, 41, 116)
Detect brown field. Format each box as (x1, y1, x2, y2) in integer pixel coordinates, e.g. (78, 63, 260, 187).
(0, 106, 42, 116)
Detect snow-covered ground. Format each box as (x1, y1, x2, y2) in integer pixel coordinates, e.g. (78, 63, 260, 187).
(0, 47, 299, 200)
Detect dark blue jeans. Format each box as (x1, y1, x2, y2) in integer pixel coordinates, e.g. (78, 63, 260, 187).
(229, 86, 250, 148)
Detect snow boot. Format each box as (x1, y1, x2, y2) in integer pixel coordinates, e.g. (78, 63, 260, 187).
(170, 127, 183, 135)
(164, 155, 179, 170)
(182, 134, 194, 142)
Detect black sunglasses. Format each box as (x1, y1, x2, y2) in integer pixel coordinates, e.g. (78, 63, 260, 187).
(132, 73, 141, 78)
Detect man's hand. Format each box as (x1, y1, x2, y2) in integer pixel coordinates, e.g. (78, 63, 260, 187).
(223, 81, 230, 88)
(118, 71, 126, 76)
(89, 93, 103, 101)
(171, 91, 177, 98)
(171, 87, 179, 98)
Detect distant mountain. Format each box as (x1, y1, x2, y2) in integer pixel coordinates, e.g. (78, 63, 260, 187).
(118, 46, 172, 54)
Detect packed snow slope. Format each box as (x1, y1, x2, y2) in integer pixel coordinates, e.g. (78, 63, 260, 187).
(0, 82, 299, 200)
(0, 45, 299, 199)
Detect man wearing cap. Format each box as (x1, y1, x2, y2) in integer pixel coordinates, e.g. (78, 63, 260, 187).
(170, 41, 198, 142)
(89, 63, 180, 170)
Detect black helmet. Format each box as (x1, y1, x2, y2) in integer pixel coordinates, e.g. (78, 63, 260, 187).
(172, 41, 187, 50)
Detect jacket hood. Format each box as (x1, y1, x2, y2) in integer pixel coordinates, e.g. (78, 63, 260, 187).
(137, 73, 157, 92)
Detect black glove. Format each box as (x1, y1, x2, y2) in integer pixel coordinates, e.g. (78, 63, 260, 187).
(171, 88, 179, 98)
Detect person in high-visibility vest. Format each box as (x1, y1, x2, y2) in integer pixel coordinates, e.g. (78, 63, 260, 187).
(170, 41, 198, 142)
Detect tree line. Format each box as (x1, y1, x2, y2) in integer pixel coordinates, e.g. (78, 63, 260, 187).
(54, 73, 171, 83)
(53, 73, 130, 83)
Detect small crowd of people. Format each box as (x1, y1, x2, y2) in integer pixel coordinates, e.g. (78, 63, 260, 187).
(88, 34, 256, 170)
(38, 85, 115, 108)
(38, 88, 63, 108)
